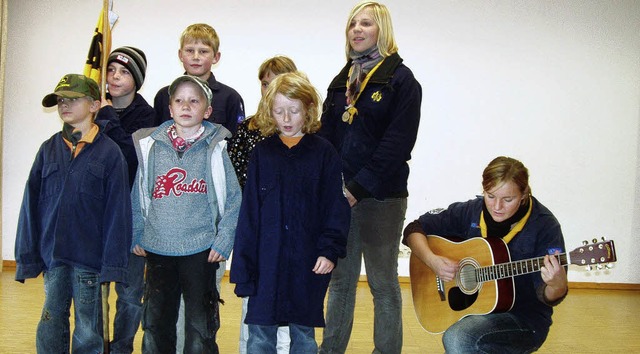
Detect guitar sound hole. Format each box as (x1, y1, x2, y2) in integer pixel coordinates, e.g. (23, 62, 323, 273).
(448, 287, 478, 311)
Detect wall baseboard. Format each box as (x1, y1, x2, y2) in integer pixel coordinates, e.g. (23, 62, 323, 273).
(3, 260, 638, 290)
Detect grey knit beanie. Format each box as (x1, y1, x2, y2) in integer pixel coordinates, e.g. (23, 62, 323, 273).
(108, 46, 147, 91)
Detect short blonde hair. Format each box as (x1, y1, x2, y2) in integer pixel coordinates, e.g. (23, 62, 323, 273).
(344, 1, 398, 59)
(180, 23, 220, 53)
(253, 71, 321, 137)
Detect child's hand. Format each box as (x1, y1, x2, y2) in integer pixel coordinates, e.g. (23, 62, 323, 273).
(132, 245, 147, 257)
(208, 249, 227, 263)
(313, 256, 335, 274)
(101, 97, 113, 108)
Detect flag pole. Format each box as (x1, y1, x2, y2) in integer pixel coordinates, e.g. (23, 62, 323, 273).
(100, 0, 109, 101)
(100, 3, 111, 350)
(100, 1, 112, 352)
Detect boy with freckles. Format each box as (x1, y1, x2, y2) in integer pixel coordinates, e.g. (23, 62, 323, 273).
(131, 75, 241, 353)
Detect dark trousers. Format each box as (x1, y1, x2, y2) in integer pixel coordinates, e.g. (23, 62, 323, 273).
(141, 250, 220, 354)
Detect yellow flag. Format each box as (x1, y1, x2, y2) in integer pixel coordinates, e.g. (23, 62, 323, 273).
(83, 1, 117, 96)
(84, 9, 111, 85)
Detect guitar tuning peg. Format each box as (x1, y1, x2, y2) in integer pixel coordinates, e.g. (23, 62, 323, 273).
(586, 265, 592, 271)
(605, 263, 614, 269)
(596, 264, 603, 270)
(601, 236, 606, 242)
(592, 238, 598, 244)
(582, 240, 589, 245)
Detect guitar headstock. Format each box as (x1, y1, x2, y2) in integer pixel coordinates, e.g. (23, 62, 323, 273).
(568, 238, 617, 270)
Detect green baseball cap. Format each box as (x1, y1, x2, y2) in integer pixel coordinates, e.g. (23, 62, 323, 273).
(42, 74, 101, 107)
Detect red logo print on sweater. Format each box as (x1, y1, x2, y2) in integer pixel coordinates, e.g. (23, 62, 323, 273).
(152, 167, 207, 199)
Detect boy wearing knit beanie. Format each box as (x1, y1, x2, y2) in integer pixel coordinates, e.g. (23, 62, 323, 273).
(95, 46, 155, 354)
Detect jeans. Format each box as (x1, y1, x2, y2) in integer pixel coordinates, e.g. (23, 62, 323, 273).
(320, 197, 406, 354)
(442, 313, 540, 354)
(248, 323, 316, 354)
(142, 251, 220, 354)
(239, 297, 290, 353)
(176, 259, 226, 353)
(110, 253, 146, 354)
(36, 265, 102, 354)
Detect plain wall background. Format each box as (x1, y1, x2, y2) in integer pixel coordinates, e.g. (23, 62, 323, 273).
(2, 0, 639, 283)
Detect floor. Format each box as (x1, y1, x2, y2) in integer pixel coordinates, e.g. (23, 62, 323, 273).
(1, 269, 639, 353)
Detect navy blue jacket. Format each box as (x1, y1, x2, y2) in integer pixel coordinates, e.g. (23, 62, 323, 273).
(230, 134, 350, 327)
(153, 72, 245, 134)
(405, 196, 565, 346)
(319, 53, 422, 200)
(95, 93, 155, 188)
(15, 131, 132, 284)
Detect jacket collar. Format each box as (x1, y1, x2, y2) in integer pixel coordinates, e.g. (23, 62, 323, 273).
(328, 52, 403, 89)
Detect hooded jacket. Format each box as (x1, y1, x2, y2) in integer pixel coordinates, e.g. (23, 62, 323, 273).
(131, 120, 241, 259)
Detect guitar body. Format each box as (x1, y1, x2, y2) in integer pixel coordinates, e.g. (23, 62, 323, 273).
(409, 235, 515, 334)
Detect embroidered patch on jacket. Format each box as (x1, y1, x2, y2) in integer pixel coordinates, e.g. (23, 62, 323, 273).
(371, 91, 382, 102)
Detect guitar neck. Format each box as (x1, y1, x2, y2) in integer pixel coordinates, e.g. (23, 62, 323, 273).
(476, 254, 567, 283)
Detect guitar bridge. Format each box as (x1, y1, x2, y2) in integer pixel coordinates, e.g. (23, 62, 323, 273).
(436, 275, 446, 301)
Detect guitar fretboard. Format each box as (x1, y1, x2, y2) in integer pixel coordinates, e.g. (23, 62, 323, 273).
(475, 254, 568, 282)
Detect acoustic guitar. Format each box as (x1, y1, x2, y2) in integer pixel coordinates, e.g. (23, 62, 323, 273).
(409, 236, 617, 334)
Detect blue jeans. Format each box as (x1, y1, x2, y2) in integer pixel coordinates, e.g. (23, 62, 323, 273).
(36, 265, 102, 354)
(320, 198, 406, 354)
(248, 323, 316, 354)
(239, 297, 290, 354)
(110, 253, 146, 354)
(142, 251, 220, 354)
(443, 313, 540, 354)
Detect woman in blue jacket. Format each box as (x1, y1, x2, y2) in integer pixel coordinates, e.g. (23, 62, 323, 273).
(404, 156, 568, 353)
(318, 2, 422, 353)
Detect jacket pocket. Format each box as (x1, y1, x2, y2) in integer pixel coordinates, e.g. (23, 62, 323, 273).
(76, 270, 100, 305)
(80, 162, 105, 200)
(40, 163, 61, 200)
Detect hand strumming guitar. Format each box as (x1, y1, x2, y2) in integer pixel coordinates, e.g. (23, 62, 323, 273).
(406, 231, 459, 282)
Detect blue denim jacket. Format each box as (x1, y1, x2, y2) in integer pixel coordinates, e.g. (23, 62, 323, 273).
(15, 131, 132, 284)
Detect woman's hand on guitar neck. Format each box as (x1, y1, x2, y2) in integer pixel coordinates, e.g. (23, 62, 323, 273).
(541, 252, 568, 302)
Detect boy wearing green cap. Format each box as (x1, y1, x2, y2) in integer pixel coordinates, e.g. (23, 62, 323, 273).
(14, 74, 132, 353)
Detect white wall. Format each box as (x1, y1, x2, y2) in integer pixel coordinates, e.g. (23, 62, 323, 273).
(3, 0, 639, 284)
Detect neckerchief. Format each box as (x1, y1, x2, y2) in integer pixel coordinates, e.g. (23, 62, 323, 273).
(479, 196, 533, 244)
(167, 124, 205, 153)
(343, 47, 384, 124)
(62, 123, 99, 160)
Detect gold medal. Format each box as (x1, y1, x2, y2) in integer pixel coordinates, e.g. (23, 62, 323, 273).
(342, 110, 351, 122)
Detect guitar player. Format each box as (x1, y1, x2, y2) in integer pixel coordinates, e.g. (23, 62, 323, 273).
(403, 156, 568, 353)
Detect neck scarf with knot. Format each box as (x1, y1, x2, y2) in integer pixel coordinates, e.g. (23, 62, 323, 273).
(342, 46, 385, 124)
(346, 46, 383, 107)
(167, 124, 205, 154)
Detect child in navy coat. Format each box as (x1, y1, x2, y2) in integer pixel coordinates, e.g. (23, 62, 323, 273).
(230, 72, 350, 353)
